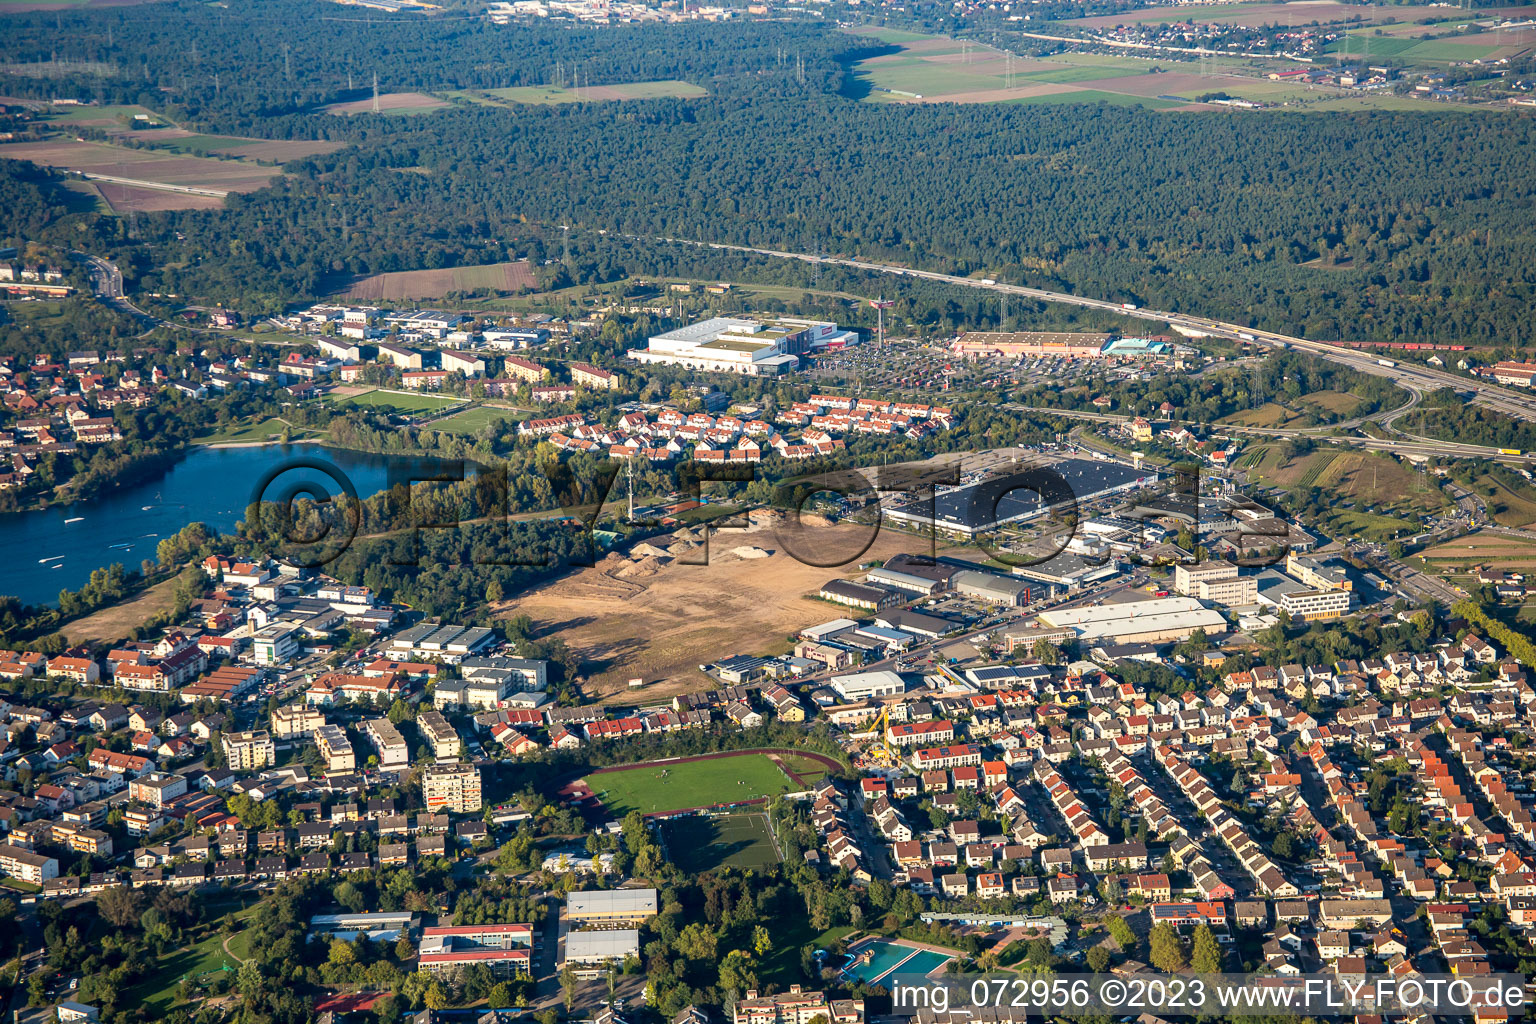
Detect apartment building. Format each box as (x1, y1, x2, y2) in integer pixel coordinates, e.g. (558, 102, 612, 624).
(416, 710, 461, 760)
(221, 730, 276, 771)
(0, 844, 59, 884)
(271, 705, 325, 740)
(423, 763, 482, 814)
(314, 724, 356, 773)
(361, 718, 411, 770)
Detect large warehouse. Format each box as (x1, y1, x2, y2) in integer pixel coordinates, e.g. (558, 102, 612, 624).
(1037, 596, 1227, 644)
(885, 458, 1158, 537)
(627, 317, 856, 376)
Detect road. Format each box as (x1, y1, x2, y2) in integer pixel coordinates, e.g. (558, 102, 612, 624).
(1004, 402, 1531, 466)
(646, 234, 1536, 425)
(77, 172, 230, 198)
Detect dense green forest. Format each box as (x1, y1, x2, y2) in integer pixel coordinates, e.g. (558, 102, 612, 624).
(5, 0, 1536, 346)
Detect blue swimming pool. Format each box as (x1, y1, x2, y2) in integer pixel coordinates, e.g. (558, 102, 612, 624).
(842, 941, 955, 985)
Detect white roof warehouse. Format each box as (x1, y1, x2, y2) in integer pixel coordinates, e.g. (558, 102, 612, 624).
(1037, 596, 1227, 645)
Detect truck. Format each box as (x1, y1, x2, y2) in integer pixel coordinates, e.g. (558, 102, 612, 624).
(1121, 302, 1138, 310)
(1500, 448, 1523, 456)
(981, 278, 996, 285)
(1238, 331, 1256, 342)
(1377, 358, 1396, 368)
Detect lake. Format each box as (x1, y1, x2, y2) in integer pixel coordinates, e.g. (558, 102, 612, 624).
(0, 443, 460, 608)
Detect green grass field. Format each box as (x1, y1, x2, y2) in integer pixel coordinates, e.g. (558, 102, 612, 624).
(194, 417, 321, 444)
(448, 80, 707, 107)
(1010, 90, 1183, 108)
(660, 812, 783, 872)
(333, 389, 466, 412)
(1325, 31, 1503, 62)
(429, 405, 521, 435)
(584, 752, 795, 817)
(127, 903, 259, 1014)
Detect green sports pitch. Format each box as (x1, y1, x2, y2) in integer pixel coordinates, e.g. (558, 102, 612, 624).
(660, 812, 783, 872)
(582, 753, 795, 817)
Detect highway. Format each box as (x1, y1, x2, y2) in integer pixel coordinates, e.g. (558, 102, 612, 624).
(651, 235, 1536, 424)
(78, 172, 229, 198)
(1003, 403, 1532, 466)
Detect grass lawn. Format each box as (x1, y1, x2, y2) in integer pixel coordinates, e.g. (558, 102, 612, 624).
(428, 405, 521, 435)
(128, 904, 259, 1015)
(194, 417, 319, 444)
(759, 923, 858, 985)
(779, 751, 839, 786)
(846, 26, 935, 43)
(1009, 90, 1182, 108)
(583, 752, 795, 817)
(449, 80, 707, 106)
(332, 389, 466, 412)
(661, 812, 783, 872)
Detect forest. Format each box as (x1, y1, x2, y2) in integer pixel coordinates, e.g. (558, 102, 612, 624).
(0, 1, 1533, 347)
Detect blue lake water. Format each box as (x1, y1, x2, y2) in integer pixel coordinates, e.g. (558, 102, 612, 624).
(0, 443, 455, 607)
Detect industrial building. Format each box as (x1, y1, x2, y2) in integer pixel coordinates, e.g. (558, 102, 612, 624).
(818, 579, 899, 611)
(567, 888, 658, 928)
(885, 459, 1157, 537)
(1036, 596, 1227, 645)
(628, 317, 856, 376)
(829, 669, 906, 701)
(1173, 562, 1258, 606)
(386, 623, 497, 661)
(950, 571, 1035, 607)
(563, 928, 641, 974)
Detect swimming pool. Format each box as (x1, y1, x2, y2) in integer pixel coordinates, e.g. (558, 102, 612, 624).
(843, 940, 955, 986)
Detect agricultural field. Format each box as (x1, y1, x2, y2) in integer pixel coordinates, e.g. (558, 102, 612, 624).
(322, 91, 448, 115)
(333, 260, 537, 301)
(660, 812, 783, 872)
(1324, 29, 1529, 63)
(0, 138, 277, 205)
(582, 753, 795, 817)
(1423, 531, 1536, 574)
(1237, 445, 1448, 530)
(447, 80, 708, 107)
(847, 32, 1265, 107)
(331, 389, 467, 413)
(1066, 1, 1466, 29)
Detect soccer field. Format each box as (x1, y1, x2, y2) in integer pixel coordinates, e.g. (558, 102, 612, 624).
(661, 812, 783, 872)
(334, 389, 465, 412)
(583, 753, 794, 817)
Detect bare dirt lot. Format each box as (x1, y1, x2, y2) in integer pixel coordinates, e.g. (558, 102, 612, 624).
(94, 181, 226, 212)
(64, 576, 181, 646)
(0, 139, 276, 193)
(322, 92, 447, 115)
(497, 511, 960, 700)
(335, 261, 538, 300)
